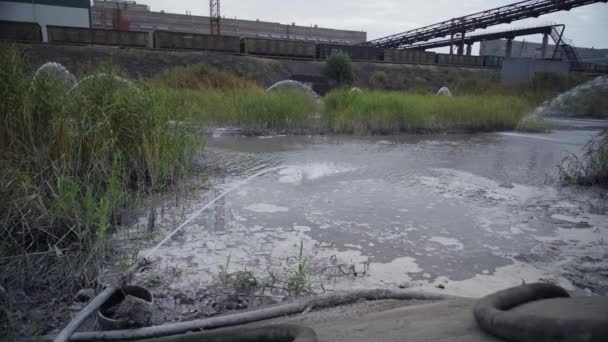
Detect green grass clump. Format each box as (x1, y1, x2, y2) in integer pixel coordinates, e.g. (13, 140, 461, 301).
(161, 87, 319, 131)
(559, 130, 608, 187)
(322, 90, 533, 134)
(0, 45, 199, 293)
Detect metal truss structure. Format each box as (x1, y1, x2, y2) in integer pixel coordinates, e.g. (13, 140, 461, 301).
(209, 0, 221, 35)
(363, 0, 607, 48)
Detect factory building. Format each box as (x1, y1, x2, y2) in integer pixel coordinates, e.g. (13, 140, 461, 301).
(0, 0, 91, 41)
(480, 39, 608, 65)
(91, 0, 367, 44)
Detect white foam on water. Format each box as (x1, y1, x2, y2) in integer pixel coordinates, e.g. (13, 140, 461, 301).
(258, 135, 287, 139)
(497, 132, 566, 143)
(293, 225, 311, 233)
(278, 163, 357, 185)
(551, 214, 588, 224)
(418, 168, 553, 203)
(428, 236, 464, 250)
(332, 256, 423, 290)
(245, 203, 289, 213)
(534, 225, 608, 245)
(422, 260, 575, 298)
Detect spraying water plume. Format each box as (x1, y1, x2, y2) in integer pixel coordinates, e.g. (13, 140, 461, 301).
(533, 75, 608, 118)
(32, 62, 77, 89)
(266, 80, 319, 99)
(68, 73, 141, 95)
(436, 87, 452, 96)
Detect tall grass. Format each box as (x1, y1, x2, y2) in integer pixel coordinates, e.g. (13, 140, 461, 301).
(559, 130, 608, 187)
(322, 90, 533, 134)
(444, 72, 588, 101)
(0, 46, 199, 295)
(167, 88, 319, 131)
(153, 64, 320, 132)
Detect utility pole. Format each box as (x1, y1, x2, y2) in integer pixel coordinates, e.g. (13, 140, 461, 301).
(209, 0, 221, 35)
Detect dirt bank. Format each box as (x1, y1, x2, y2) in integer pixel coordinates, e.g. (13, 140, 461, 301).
(14, 43, 496, 92)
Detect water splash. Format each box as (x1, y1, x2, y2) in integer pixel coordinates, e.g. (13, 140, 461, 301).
(67, 73, 140, 95)
(436, 87, 452, 96)
(33, 62, 77, 88)
(533, 75, 608, 117)
(266, 80, 319, 99)
(145, 166, 283, 259)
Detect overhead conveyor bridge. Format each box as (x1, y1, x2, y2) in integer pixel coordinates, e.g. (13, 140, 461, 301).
(363, 0, 608, 49)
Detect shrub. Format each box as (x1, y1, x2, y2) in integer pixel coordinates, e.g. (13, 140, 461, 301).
(559, 130, 608, 186)
(369, 71, 389, 89)
(322, 51, 354, 86)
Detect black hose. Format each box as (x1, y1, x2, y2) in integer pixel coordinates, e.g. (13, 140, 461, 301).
(48, 288, 452, 341)
(473, 283, 607, 342)
(114, 324, 318, 342)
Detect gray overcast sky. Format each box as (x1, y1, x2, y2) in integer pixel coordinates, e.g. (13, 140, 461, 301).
(139, 0, 608, 48)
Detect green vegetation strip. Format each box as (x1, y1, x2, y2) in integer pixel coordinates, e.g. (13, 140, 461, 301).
(0, 46, 199, 295)
(153, 68, 537, 134)
(322, 90, 533, 134)
(560, 129, 608, 187)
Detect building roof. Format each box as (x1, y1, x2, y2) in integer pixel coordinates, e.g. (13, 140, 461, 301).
(0, 0, 90, 9)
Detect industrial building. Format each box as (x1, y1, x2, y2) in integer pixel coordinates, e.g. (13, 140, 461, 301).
(0, 0, 91, 41)
(480, 39, 608, 65)
(90, 0, 367, 44)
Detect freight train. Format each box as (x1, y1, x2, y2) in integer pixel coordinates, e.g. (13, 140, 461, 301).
(7, 20, 607, 73)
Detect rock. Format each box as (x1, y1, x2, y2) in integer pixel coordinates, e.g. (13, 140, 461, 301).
(499, 182, 515, 189)
(225, 301, 238, 310)
(74, 288, 95, 302)
(200, 305, 217, 317)
(173, 293, 195, 305)
(195, 288, 208, 297)
(113, 294, 153, 327)
(69, 303, 86, 311)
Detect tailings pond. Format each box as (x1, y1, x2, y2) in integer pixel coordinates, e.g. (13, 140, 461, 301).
(133, 123, 608, 298)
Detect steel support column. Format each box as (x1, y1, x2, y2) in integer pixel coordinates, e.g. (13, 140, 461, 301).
(541, 33, 549, 58)
(458, 31, 466, 55)
(506, 38, 513, 58)
(449, 32, 454, 55)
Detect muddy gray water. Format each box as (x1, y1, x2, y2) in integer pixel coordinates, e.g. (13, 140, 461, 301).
(133, 123, 608, 298)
